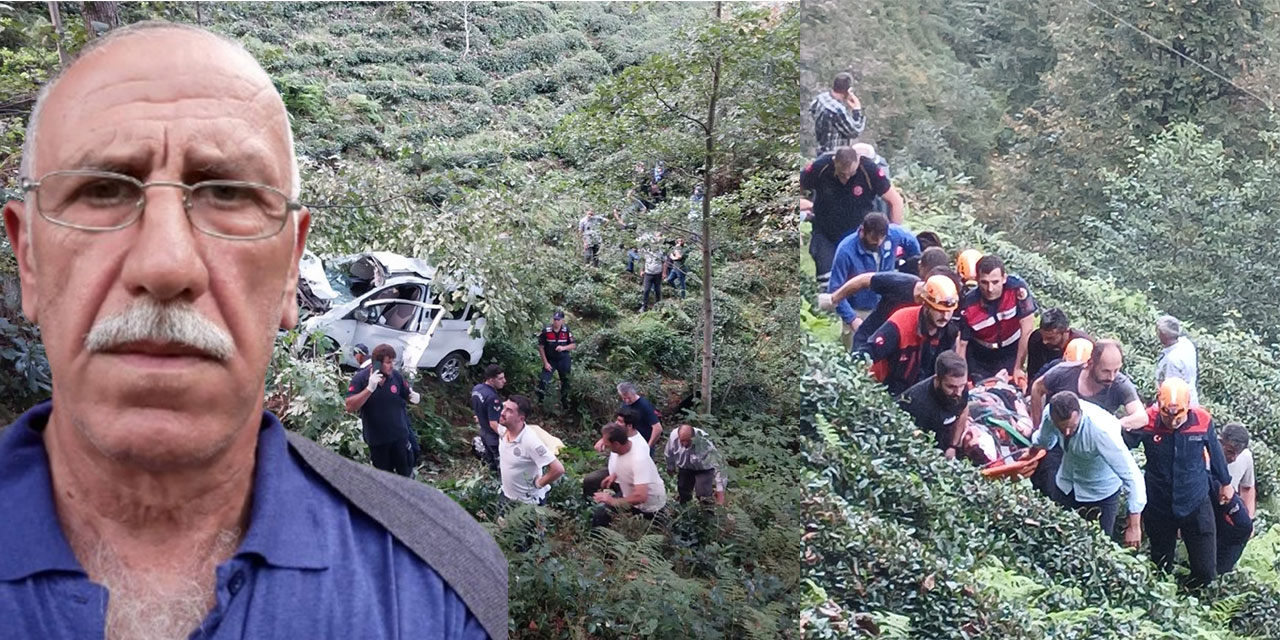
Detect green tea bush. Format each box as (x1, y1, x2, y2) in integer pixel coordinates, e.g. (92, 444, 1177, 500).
(486, 3, 556, 44)
(605, 314, 694, 376)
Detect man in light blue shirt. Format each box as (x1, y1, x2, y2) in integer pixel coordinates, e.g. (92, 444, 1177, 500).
(1155, 314, 1199, 406)
(1028, 391, 1146, 545)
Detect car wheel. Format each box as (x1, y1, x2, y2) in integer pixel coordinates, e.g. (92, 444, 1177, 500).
(435, 352, 468, 383)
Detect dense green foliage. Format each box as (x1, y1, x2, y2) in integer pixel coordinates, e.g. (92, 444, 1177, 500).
(804, 0, 1280, 344)
(0, 2, 803, 637)
(803, 0, 1280, 634)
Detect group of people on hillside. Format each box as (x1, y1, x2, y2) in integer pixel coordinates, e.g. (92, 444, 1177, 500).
(576, 162, 696, 312)
(805, 72, 1257, 587)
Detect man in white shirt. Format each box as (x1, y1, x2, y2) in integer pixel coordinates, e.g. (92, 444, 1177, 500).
(1155, 315, 1199, 406)
(591, 424, 667, 527)
(497, 395, 564, 506)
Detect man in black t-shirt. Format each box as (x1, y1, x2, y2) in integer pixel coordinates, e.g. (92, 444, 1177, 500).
(799, 147, 905, 291)
(1026, 308, 1091, 383)
(617, 381, 663, 453)
(345, 343, 420, 477)
(470, 364, 506, 473)
(898, 351, 970, 459)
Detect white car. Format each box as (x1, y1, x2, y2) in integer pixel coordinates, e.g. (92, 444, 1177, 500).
(297, 251, 486, 383)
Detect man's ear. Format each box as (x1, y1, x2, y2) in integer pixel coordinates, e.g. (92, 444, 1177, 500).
(4, 201, 39, 324)
(279, 208, 312, 330)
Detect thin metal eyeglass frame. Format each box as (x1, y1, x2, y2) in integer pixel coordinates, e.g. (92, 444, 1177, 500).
(19, 169, 303, 241)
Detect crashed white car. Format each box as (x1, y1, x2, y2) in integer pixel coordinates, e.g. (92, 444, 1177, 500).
(296, 251, 486, 383)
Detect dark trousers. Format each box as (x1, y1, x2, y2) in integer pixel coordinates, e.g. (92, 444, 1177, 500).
(369, 437, 413, 477)
(582, 468, 621, 499)
(1031, 445, 1066, 503)
(808, 232, 838, 291)
(591, 503, 657, 528)
(641, 273, 663, 309)
(1219, 539, 1248, 575)
(677, 468, 716, 504)
(537, 358, 571, 408)
(480, 435, 500, 473)
(1060, 489, 1121, 538)
(583, 244, 600, 267)
(1146, 498, 1218, 587)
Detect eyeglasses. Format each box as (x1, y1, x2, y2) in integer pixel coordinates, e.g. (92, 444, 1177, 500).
(19, 170, 302, 240)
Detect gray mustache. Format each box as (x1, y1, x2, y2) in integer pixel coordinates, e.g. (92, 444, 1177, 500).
(84, 299, 235, 362)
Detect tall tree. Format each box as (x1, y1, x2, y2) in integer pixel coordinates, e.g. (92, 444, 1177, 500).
(81, 1, 119, 38)
(566, 3, 798, 414)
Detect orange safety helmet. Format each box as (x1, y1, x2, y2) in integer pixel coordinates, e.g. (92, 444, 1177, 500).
(1158, 378, 1192, 429)
(1063, 338, 1093, 363)
(957, 249, 983, 284)
(920, 275, 960, 312)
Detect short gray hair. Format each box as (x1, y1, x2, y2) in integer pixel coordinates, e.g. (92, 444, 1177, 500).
(18, 20, 301, 200)
(616, 382, 637, 396)
(1156, 315, 1182, 339)
(1221, 422, 1250, 451)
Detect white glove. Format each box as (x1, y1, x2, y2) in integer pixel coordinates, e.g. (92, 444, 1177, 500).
(409, 390, 421, 405)
(817, 293, 835, 311)
(366, 370, 385, 393)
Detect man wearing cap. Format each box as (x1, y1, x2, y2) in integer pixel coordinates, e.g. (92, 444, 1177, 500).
(1125, 378, 1232, 586)
(536, 311, 575, 411)
(859, 275, 961, 396)
(0, 22, 502, 637)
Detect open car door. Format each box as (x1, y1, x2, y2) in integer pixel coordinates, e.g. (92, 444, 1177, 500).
(350, 299, 446, 370)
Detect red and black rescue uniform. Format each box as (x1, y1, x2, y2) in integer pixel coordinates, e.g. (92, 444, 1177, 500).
(537, 324, 575, 408)
(958, 274, 1036, 382)
(860, 305, 959, 396)
(1123, 405, 1232, 587)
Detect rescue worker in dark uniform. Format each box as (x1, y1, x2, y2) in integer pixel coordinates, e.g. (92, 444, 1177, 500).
(897, 350, 970, 459)
(859, 275, 961, 396)
(1125, 378, 1234, 587)
(799, 146, 905, 292)
(536, 310, 576, 410)
(956, 255, 1037, 387)
(344, 343, 420, 477)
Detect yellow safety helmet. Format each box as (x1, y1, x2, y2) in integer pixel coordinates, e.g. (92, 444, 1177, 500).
(957, 249, 983, 284)
(1063, 338, 1093, 363)
(920, 275, 960, 312)
(1158, 378, 1192, 429)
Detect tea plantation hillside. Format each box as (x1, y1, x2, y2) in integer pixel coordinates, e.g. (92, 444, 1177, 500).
(800, 0, 1280, 636)
(0, 2, 803, 638)
(802, 169, 1280, 639)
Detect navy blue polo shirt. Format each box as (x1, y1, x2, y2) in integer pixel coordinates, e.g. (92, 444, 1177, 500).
(470, 382, 502, 447)
(0, 402, 486, 639)
(626, 396, 662, 444)
(347, 367, 412, 447)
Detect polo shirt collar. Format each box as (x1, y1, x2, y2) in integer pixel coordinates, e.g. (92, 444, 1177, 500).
(0, 402, 328, 582)
(0, 401, 82, 581)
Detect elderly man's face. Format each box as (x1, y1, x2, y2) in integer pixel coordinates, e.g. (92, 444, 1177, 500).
(3, 30, 309, 469)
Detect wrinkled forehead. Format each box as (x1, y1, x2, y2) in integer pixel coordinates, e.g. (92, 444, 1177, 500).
(35, 29, 289, 181)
